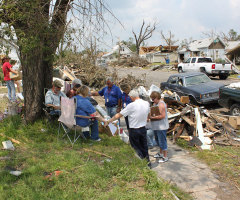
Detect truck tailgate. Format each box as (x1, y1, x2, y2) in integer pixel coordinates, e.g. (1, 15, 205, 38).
(215, 64, 231, 71)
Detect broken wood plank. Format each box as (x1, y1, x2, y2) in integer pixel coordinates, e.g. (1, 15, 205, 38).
(179, 136, 192, 141)
(167, 123, 181, 134)
(181, 116, 195, 127)
(173, 123, 185, 142)
(205, 121, 219, 132)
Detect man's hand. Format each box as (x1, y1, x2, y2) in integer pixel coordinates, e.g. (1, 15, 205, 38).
(104, 121, 109, 127)
(116, 107, 121, 113)
(54, 106, 60, 110)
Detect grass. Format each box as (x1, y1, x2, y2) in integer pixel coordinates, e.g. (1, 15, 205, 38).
(0, 86, 8, 93)
(0, 116, 192, 200)
(229, 74, 240, 79)
(176, 139, 240, 189)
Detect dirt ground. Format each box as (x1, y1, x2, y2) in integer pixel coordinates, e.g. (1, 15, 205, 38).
(108, 66, 240, 88)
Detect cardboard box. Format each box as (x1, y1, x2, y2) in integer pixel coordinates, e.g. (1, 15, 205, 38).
(150, 106, 160, 121)
(228, 116, 240, 130)
(99, 122, 118, 136)
(180, 96, 189, 104)
(10, 71, 22, 81)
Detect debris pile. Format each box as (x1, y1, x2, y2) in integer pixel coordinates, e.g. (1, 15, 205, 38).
(112, 56, 150, 68)
(118, 74, 146, 89)
(164, 93, 240, 149)
(54, 65, 146, 89)
(151, 64, 178, 71)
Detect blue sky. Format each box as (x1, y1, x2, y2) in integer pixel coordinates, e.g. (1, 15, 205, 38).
(101, 0, 240, 50)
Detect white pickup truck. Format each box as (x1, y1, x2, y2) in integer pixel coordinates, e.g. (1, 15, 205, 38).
(178, 57, 232, 80)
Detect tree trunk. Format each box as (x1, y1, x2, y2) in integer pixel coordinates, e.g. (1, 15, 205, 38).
(21, 46, 53, 123)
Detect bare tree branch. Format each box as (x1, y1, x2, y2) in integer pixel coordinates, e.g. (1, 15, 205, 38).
(132, 20, 156, 55)
(160, 30, 178, 50)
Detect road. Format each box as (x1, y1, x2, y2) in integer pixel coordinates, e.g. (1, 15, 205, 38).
(109, 66, 240, 87)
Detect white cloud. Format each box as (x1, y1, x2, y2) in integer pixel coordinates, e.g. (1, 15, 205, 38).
(230, 0, 240, 17)
(101, 0, 240, 50)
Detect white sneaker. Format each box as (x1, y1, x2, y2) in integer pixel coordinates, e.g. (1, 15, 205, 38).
(158, 157, 168, 163)
(153, 153, 163, 158)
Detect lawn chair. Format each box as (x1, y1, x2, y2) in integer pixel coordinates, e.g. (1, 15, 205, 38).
(58, 97, 89, 146)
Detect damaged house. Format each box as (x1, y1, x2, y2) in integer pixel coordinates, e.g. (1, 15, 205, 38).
(225, 41, 240, 65)
(178, 37, 226, 62)
(139, 45, 179, 63)
(100, 43, 133, 63)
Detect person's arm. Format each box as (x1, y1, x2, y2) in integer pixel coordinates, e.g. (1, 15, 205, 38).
(46, 104, 60, 110)
(91, 111, 106, 123)
(91, 91, 100, 96)
(117, 98, 122, 113)
(9, 68, 18, 74)
(7, 63, 18, 74)
(104, 113, 123, 127)
(149, 102, 166, 120)
(147, 113, 151, 122)
(116, 88, 122, 113)
(45, 92, 60, 110)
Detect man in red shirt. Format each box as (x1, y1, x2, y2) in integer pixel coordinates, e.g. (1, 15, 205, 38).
(2, 56, 18, 102)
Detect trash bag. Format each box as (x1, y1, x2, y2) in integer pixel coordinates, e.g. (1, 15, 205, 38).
(138, 86, 148, 99)
(148, 84, 161, 96)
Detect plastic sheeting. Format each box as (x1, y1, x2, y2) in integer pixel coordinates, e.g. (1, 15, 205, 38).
(226, 82, 240, 89)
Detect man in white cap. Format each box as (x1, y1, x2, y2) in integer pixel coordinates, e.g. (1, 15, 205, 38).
(45, 79, 66, 115)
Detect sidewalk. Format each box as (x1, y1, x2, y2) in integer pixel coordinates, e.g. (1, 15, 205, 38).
(149, 140, 240, 200)
(120, 120, 240, 200)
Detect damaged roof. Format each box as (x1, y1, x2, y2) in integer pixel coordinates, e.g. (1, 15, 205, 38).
(140, 45, 178, 55)
(179, 37, 225, 52)
(225, 41, 240, 52)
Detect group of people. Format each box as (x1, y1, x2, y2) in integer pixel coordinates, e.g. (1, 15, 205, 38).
(1, 56, 20, 102)
(45, 76, 169, 166)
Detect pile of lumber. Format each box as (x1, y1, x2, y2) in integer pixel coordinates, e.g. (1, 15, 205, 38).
(165, 96, 240, 149)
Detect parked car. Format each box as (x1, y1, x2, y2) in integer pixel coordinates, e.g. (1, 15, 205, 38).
(160, 72, 224, 104)
(178, 57, 232, 80)
(218, 83, 240, 116)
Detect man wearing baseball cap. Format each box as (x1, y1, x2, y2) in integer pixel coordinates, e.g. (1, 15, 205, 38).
(45, 79, 66, 115)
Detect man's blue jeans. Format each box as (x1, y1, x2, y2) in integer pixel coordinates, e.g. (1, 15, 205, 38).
(146, 129, 157, 147)
(106, 106, 117, 118)
(6, 80, 16, 102)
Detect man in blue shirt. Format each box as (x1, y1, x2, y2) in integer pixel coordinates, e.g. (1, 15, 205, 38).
(91, 77, 122, 117)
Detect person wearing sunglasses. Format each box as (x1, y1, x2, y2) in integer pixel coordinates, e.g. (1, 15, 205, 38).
(149, 91, 169, 163)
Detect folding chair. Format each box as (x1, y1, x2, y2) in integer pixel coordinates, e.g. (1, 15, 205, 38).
(58, 97, 88, 146)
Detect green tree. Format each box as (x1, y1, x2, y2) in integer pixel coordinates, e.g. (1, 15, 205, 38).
(0, 0, 109, 123)
(121, 37, 137, 52)
(221, 29, 240, 41)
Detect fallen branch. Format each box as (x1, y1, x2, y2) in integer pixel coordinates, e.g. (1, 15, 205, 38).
(83, 148, 112, 159)
(0, 133, 21, 144)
